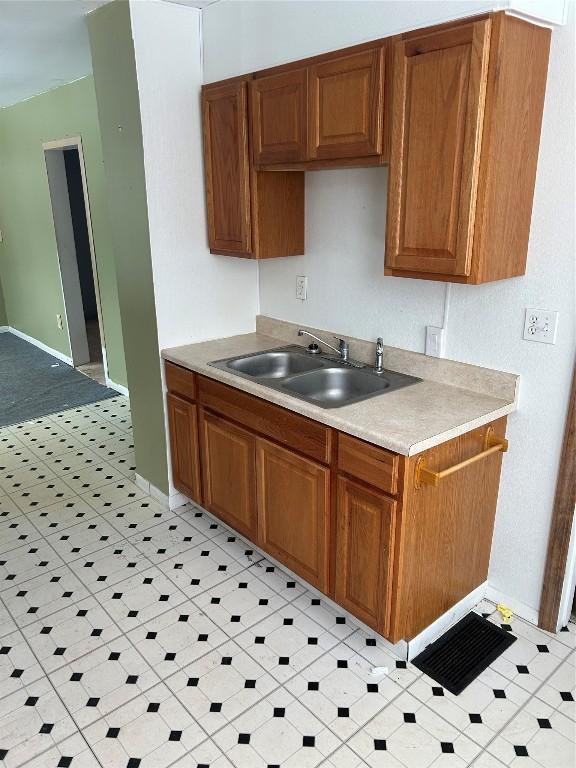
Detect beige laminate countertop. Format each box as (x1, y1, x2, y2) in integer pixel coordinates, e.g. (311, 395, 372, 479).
(162, 332, 517, 456)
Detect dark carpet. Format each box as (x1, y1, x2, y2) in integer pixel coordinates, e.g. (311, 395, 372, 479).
(0, 332, 116, 427)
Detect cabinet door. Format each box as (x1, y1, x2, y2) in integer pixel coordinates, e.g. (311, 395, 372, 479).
(200, 410, 258, 540)
(386, 20, 491, 276)
(202, 80, 252, 254)
(167, 394, 201, 504)
(256, 438, 329, 591)
(308, 48, 384, 160)
(251, 69, 308, 165)
(335, 476, 395, 633)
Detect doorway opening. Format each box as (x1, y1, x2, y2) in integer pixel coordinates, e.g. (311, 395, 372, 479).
(44, 137, 107, 385)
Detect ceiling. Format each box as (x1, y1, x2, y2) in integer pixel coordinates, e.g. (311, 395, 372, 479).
(0, 0, 219, 109)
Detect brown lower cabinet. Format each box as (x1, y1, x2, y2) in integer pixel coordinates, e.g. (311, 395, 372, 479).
(165, 360, 508, 643)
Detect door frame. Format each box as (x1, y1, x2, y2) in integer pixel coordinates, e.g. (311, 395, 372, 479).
(43, 136, 109, 379)
(539, 361, 576, 632)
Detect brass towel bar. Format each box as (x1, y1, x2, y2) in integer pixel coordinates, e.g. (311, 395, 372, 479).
(414, 426, 508, 489)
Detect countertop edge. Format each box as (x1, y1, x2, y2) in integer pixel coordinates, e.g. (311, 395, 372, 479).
(162, 343, 516, 457)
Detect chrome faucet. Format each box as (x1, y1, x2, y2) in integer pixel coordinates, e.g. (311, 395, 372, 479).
(297, 329, 349, 361)
(374, 337, 384, 373)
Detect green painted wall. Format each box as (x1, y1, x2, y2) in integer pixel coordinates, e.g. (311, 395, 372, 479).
(0, 274, 6, 326)
(0, 77, 127, 386)
(88, 0, 168, 494)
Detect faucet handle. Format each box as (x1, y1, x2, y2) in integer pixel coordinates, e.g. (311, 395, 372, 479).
(334, 337, 349, 361)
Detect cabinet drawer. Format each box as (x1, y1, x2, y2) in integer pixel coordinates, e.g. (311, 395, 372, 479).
(165, 362, 197, 402)
(338, 433, 399, 495)
(198, 375, 332, 464)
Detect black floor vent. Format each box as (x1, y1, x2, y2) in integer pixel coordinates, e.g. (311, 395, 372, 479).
(412, 612, 516, 695)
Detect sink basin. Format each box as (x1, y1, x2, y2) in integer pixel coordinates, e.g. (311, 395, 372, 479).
(282, 367, 391, 408)
(226, 350, 326, 379)
(209, 344, 420, 408)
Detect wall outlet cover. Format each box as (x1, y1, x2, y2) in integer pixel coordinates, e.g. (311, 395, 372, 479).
(296, 275, 308, 301)
(523, 308, 559, 344)
(56, 314, 64, 330)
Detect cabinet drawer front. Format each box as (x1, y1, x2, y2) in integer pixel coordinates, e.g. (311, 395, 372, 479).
(338, 433, 399, 495)
(256, 438, 330, 592)
(308, 47, 385, 160)
(200, 410, 258, 540)
(251, 68, 308, 165)
(197, 375, 332, 464)
(165, 362, 197, 402)
(335, 476, 395, 634)
(167, 394, 201, 504)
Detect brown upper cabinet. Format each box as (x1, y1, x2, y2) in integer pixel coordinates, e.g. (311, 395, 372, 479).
(203, 12, 550, 280)
(251, 68, 308, 165)
(385, 14, 551, 283)
(202, 77, 304, 258)
(308, 47, 385, 161)
(251, 45, 388, 168)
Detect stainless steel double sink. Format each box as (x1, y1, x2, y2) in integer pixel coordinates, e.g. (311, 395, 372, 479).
(209, 345, 420, 409)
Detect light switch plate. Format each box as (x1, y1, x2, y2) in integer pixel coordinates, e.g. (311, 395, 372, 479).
(523, 308, 559, 344)
(425, 326, 445, 357)
(296, 275, 308, 301)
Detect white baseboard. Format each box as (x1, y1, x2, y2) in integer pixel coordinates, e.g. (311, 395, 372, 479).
(169, 490, 189, 511)
(105, 377, 129, 397)
(0, 326, 8, 333)
(6, 326, 73, 365)
(406, 582, 488, 660)
(486, 585, 539, 626)
(134, 473, 171, 506)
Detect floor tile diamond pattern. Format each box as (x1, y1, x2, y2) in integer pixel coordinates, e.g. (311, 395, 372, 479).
(0, 399, 573, 768)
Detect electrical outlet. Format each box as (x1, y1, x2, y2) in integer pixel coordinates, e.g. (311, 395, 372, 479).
(425, 326, 445, 357)
(296, 275, 308, 301)
(56, 314, 63, 330)
(523, 308, 558, 344)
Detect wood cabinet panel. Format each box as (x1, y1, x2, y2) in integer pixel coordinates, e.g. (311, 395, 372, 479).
(200, 410, 258, 540)
(202, 79, 305, 259)
(389, 417, 507, 642)
(335, 477, 395, 632)
(468, 14, 550, 283)
(165, 361, 196, 402)
(167, 394, 201, 504)
(308, 47, 385, 160)
(256, 438, 330, 592)
(197, 375, 332, 464)
(338, 433, 399, 495)
(251, 69, 308, 165)
(202, 79, 252, 254)
(250, 170, 305, 258)
(386, 20, 491, 276)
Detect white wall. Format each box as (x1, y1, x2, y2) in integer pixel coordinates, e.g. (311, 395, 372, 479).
(202, 0, 568, 83)
(130, 0, 258, 352)
(203, 0, 576, 620)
